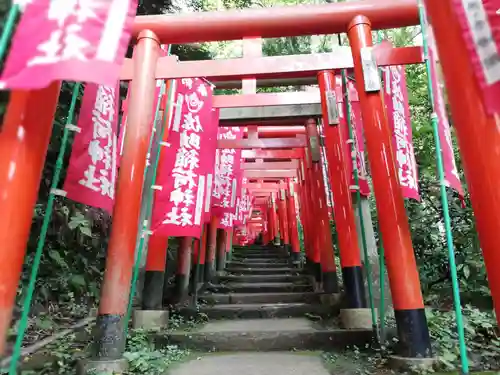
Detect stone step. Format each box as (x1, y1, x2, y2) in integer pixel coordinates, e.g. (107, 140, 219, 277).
(167, 352, 331, 375)
(194, 302, 333, 320)
(230, 258, 290, 264)
(219, 274, 309, 283)
(226, 267, 302, 275)
(207, 282, 313, 294)
(232, 253, 289, 259)
(160, 318, 373, 352)
(227, 261, 290, 269)
(200, 292, 322, 305)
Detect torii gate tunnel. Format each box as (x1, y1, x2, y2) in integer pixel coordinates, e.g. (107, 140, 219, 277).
(1, 0, 499, 372)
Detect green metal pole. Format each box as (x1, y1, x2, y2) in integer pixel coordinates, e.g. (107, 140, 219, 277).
(418, 2, 469, 372)
(337, 34, 378, 336)
(8, 83, 81, 374)
(0, 4, 19, 63)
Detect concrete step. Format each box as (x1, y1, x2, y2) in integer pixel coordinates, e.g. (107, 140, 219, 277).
(227, 261, 290, 269)
(226, 267, 303, 275)
(232, 253, 289, 259)
(230, 258, 290, 264)
(166, 352, 331, 375)
(159, 318, 373, 351)
(207, 282, 313, 294)
(200, 292, 322, 305)
(193, 302, 334, 320)
(219, 274, 309, 283)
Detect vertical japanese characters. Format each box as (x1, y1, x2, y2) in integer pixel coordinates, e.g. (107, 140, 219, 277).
(451, 0, 500, 115)
(0, 0, 137, 89)
(384, 65, 420, 201)
(151, 78, 215, 238)
(212, 127, 243, 228)
(64, 83, 120, 213)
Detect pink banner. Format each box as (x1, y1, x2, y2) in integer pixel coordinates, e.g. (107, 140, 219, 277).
(452, 0, 500, 115)
(150, 78, 214, 238)
(212, 127, 243, 228)
(203, 108, 221, 223)
(0, 0, 137, 89)
(384, 65, 420, 201)
(63, 82, 120, 213)
(427, 26, 464, 197)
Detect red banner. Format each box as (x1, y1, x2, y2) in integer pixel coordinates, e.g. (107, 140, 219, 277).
(212, 127, 243, 228)
(63, 83, 120, 213)
(339, 79, 371, 197)
(384, 65, 420, 201)
(203, 108, 221, 223)
(427, 26, 464, 197)
(452, 0, 500, 115)
(150, 78, 214, 238)
(0, 0, 137, 89)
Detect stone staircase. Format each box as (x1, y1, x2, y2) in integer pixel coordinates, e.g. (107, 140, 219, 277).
(163, 245, 374, 352)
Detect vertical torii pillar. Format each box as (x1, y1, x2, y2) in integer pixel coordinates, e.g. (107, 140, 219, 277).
(318, 70, 369, 327)
(204, 215, 219, 284)
(172, 237, 192, 304)
(302, 147, 322, 283)
(348, 17, 432, 362)
(298, 157, 314, 271)
(287, 179, 301, 265)
(424, 0, 500, 329)
(216, 228, 227, 273)
(0, 83, 61, 355)
(306, 120, 339, 294)
(84, 30, 161, 374)
(134, 233, 169, 330)
(278, 188, 290, 252)
(270, 192, 280, 245)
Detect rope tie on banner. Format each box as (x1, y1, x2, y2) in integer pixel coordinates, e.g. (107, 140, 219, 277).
(8, 82, 82, 375)
(418, 1, 469, 372)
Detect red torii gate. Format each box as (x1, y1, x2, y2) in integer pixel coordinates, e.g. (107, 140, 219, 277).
(3, 0, 499, 372)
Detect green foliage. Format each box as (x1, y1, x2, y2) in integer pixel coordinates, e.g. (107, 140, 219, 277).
(427, 306, 499, 371)
(123, 330, 191, 374)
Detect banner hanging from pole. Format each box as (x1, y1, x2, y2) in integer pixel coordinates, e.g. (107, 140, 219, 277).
(426, 25, 465, 198)
(346, 80, 371, 196)
(63, 82, 120, 213)
(212, 126, 243, 228)
(451, 0, 500, 115)
(151, 78, 214, 238)
(203, 108, 221, 223)
(0, 0, 137, 89)
(383, 64, 421, 201)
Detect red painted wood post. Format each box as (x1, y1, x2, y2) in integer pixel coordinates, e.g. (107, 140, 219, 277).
(0, 83, 61, 354)
(424, 0, 500, 329)
(318, 70, 365, 304)
(348, 16, 431, 358)
(287, 179, 301, 265)
(92, 30, 161, 363)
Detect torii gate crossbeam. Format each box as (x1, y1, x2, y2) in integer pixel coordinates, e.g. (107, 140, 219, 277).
(131, 0, 418, 43)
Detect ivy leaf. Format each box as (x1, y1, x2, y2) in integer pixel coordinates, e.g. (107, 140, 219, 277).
(79, 226, 92, 237)
(69, 274, 86, 288)
(48, 250, 67, 268)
